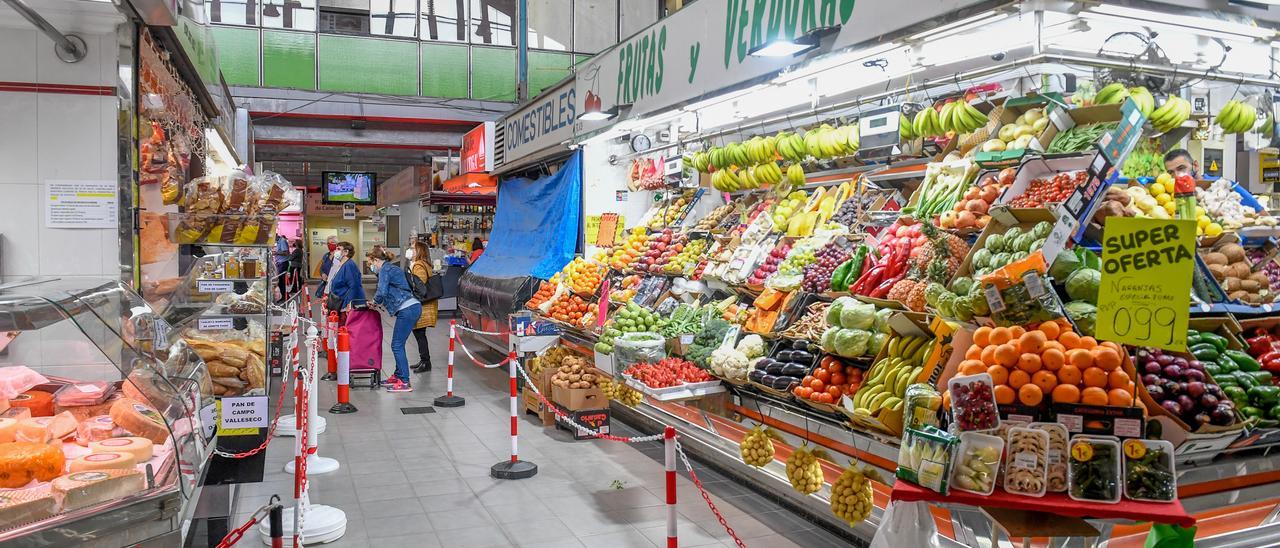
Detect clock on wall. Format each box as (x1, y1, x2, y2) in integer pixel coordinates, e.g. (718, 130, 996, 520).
(629, 133, 652, 153)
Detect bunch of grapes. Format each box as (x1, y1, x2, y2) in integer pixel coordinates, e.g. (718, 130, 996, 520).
(801, 242, 851, 292)
(778, 249, 816, 277)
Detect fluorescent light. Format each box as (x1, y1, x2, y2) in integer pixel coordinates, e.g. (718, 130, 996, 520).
(748, 26, 839, 58)
(1080, 12, 1266, 44)
(1086, 5, 1275, 40)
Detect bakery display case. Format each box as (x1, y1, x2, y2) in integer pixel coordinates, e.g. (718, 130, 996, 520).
(0, 277, 213, 546)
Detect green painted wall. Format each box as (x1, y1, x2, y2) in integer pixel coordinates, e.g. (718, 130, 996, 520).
(262, 31, 316, 90)
(471, 47, 516, 102)
(210, 27, 260, 86)
(528, 51, 574, 97)
(420, 43, 469, 99)
(317, 35, 418, 96)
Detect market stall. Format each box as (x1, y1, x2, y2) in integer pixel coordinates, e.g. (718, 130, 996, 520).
(489, 1, 1280, 545)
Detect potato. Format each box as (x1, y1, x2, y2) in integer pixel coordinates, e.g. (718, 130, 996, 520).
(1229, 262, 1253, 279)
(1203, 252, 1229, 266)
(1240, 279, 1262, 292)
(1207, 263, 1229, 280)
(1224, 277, 1243, 292)
(1250, 272, 1271, 286)
(1229, 290, 1250, 302)
(1220, 243, 1246, 263)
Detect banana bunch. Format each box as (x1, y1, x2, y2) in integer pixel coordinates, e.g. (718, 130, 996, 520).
(774, 131, 809, 163)
(939, 100, 989, 135)
(600, 378, 643, 406)
(1261, 113, 1275, 136)
(803, 124, 860, 160)
(1093, 83, 1131, 106)
(741, 425, 780, 467)
(741, 136, 779, 165)
(1127, 86, 1155, 116)
(786, 444, 828, 495)
(740, 161, 783, 188)
(1149, 95, 1191, 133)
(775, 163, 806, 197)
(913, 106, 942, 138)
(851, 335, 933, 417)
(899, 109, 918, 141)
(687, 151, 711, 174)
(1216, 99, 1258, 134)
(711, 167, 743, 191)
(829, 462, 877, 527)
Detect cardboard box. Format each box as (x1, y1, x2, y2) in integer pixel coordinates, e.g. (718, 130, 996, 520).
(550, 368, 609, 411)
(973, 93, 1066, 168)
(954, 207, 1058, 282)
(555, 406, 611, 440)
(845, 313, 947, 437)
(990, 154, 1098, 227)
(1135, 349, 1245, 458)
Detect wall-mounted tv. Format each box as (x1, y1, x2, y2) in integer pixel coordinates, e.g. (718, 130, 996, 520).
(321, 171, 377, 205)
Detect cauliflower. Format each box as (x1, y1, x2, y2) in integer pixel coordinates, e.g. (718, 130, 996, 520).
(710, 347, 750, 378)
(735, 334, 766, 359)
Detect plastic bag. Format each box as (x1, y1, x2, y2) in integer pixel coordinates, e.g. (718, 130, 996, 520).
(0, 367, 49, 400)
(903, 383, 942, 431)
(614, 332, 667, 370)
(980, 251, 1066, 327)
(869, 501, 941, 548)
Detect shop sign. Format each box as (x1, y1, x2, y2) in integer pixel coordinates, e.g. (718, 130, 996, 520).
(573, 0, 988, 129)
(216, 396, 267, 436)
(500, 81, 577, 166)
(1095, 218, 1196, 352)
(462, 122, 495, 173)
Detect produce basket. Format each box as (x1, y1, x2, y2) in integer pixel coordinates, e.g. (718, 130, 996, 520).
(613, 332, 667, 370)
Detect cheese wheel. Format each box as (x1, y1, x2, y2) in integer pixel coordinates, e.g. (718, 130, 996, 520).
(10, 391, 54, 417)
(89, 437, 153, 461)
(0, 485, 55, 528)
(52, 469, 143, 512)
(75, 416, 116, 447)
(0, 442, 66, 488)
(109, 399, 168, 444)
(0, 418, 17, 443)
(68, 452, 136, 472)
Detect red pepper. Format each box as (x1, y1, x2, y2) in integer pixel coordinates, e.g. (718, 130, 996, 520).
(851, 265, 885, 295)
(1247, 335, 1277, 358)
(1261, 351, 1280, 373)
(870, 272, 906, 298)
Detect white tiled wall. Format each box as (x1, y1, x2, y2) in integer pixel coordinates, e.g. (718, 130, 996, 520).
(0, 29, 121, 281)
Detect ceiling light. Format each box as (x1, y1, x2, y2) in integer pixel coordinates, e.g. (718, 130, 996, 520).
(578, 106, 618, 121)
(748, 26, 839, 58)
(1085, 4, 1275, 40)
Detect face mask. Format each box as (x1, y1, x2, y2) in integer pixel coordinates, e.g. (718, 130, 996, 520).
(371, 262, 380, 273)
(328, 243, 337, 252)
(404, 249, 415, 260)
(334, 250, 345, 260)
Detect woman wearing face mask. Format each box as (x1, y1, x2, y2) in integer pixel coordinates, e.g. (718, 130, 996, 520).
(405, 240, 438, 372)
(325, 241, 366, 314)
(315, 236, 338, 298)
(366, 245, 420, 392)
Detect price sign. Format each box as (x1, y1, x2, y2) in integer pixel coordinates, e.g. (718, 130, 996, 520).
(197, 280, 235, 293)
(1095, 218, 1196, 351)
(198, 317, 235, 331)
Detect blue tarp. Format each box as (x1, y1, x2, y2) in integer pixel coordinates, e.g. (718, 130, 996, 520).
(468, 151, 581, 280)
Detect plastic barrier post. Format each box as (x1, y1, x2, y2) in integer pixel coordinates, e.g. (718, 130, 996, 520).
(329, 327, 357, 414)
(285, 327, 336, 473)
(665, 426, 677, 548)
(490, 351, 537, 479)
(434, 320, 465, 407)
(322, 311, 338, 381)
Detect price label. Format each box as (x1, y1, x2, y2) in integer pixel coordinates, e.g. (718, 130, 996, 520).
(1095, 218, 1196, 351)
(1071, 441, 1094, 462)
(1057, 413, 1083, 433)
(984, 282, 1006, 313)
(1114, 418, 1143, 439)
(198, 317, 235, 331)
(680, 334, 694, 345)
(1012, 451, 1039, 470)
(1123, 439, 1147, 459)
(197, 280, 235, 293)
(1047, 449, 1063, 465)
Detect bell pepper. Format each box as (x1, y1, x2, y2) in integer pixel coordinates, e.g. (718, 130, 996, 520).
(1203, 362, 1223, 376)
(850, 265, 885, 295)
(869, 272, 906, 299)
(1241, 406, 1265, 420)
(1198, 332, 1230, 352)
(1269, 405, 1280, 422)
(1223, 385, 1248, 405)
(1248, 371, 1274, 385)
(1235, 371, 1259, 389)
(831, 259, 855, 292)
(1260, 351, 1280, 374)
(1190, 344, 1220, 362)
(1218, 356, 1239, 373)
(1226, 350, 1262, 372)
(1248, 334, 1278, 358)
(1248, 385, 1280, 407)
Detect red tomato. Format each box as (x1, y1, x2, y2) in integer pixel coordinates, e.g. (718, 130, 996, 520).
(818, 393, 834, 404)
(826, 386, 842, 399)
(810, 379, 825, 392)
(830, 373, 846, 386)
(802, 375, 815, 387)
(809, 391, 822, 402)
(814, 369, 831, 383)
(828, 362, 844, 374)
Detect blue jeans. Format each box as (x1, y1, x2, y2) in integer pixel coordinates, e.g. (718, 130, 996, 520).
(391, 303, 422, 383)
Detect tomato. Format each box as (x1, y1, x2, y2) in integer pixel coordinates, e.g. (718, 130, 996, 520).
(809, 391, 822, 402)
(802, 375, 815, 387)
(818, 393, 833, 404)
(826, 386, 842, 399)
(827, 362, 843, 374)
(810, 379, 825, 392)
(830, 373, 846, 386)
(814, 369, 831, 383)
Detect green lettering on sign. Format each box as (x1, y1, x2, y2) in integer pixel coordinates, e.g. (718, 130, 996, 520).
(688, 41, 700, 83)
(749, 0, 768, 53)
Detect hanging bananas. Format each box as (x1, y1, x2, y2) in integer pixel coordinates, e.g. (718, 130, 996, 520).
(829, 462, 878, 527)
(740, 425, 779, 467)
(899, 110, 917, 141)
(774, 131, 808, 163)
(1215, 99, 1259, 134)
(913, 106, 941, 139)
(1148, 95, 1192, 134)
(938, 100, 989, 135)
(785, 444, 828, 495)
(1093, 82, 1131, 106)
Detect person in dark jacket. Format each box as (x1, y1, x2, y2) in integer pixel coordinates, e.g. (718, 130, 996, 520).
(326, 241, 366, 311)
(368, 245, 421, 392)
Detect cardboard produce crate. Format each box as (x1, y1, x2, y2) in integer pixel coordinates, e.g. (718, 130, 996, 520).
(555, 406, 611, 440)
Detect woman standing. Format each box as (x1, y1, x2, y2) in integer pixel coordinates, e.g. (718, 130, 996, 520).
(406, 240, 438, 372)
(326, 241, 366, 312)
(367, 246, 420, 392)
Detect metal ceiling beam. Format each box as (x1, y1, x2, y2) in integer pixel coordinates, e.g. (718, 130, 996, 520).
(231, 86, 511, 124)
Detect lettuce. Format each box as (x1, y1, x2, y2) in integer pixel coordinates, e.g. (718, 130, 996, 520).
(834, 328, 871, 357)
(840, 302, 877, 330)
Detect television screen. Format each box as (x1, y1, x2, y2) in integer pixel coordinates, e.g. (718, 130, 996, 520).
(322, 171, 377, 204)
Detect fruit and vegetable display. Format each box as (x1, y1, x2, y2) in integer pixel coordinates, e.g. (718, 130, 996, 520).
(1244, 326, 1280, 376)
(645, 191, 697, 228)
(938, 169, 1012, 231)
(786, 444, 828, 494)
(550, 355, 600, 389)
(1002, 427, 1049, 497)
(594, 302, 664, 354)
(1007, 171, 1088, 209)
(546, 293, 591, 325)
(950, 432, 1003, 495)
(794, 355, 864, 405)
(1134, 347, 1237, 429)
(851, 333, 932, 418)
(1214, 99, 1259, 134)
(967, 221, 1053, 279)
(685, 318, 733, 368)
(750, 339, 818, 392)
(1198, 178, 1278, 232)
(948, 374, 1000, 432)
(829, 462, 877, 526)
(747, 240, 792, 287)
(658, 304, 715, 338)
(1045, 122, 1118, 154)
(610, 228, 653, 270)
(1122, 439, 1176, 502)
(1033, 422, 1069, 492)
(902, 158, 980, 219)
(821, 298, 879, 359)
(599, 377, 644, 406)
(779, 301, 831, 341)
(802, 241, 853, 293)
(1202, 241, 1275, 305)
(1148, 95, 1192, 134)
(623, 357, 713, 389)
(982, 107, 1049, 153)
(1068, 436, 1121, 503)
(559, 257, 606, 295)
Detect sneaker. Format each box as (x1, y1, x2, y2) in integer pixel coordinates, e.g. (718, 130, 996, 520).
(386, 379, 413, 392)
(379, 377, 396, 387)
(411, 361, 432, 373)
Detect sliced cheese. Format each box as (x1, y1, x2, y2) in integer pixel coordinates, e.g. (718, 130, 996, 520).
(15, 418, 52, 444)
(89, 437, 153, 461)
(0, 485, 55, 528)
(0, 442, 66, 488)
(109, 399, 168, 444)
(68, 452, 136, 472)
(52, 469, 144, 511)
(0, 418, 17, 443)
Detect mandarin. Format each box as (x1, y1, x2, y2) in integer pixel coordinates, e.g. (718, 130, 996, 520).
(1052, 383, 1081, 403)
(989, 327, 1013, 346)
(1082, 366, 1109, 388)
(1019, 331, 1048, 354)
(1081, 387, 1109, 406)
(1032, 370, 1058, 393)
(1019, 384, 1044, 406)
(973, 326, 993, 347)
(980, 345, 1000, 366)
(1057, 365, 1082, 385)
(1107, 370, 1130, 390)
(965, 345, 983, 361)
(987, 365, 1010, 386)
(1016, 353, 1043, 373)
(995, 344, 1021, 368)
(1041, 348, 1066, 371)
(1108, 388, 1134, 407)
(1092, 347, 1122, 372)
(994, 384, 1016, 405)
(1058, 331, 1082, 349)
(1066, 348, 1094, 369)
(1009, 369, 1031, 389)
(1038, 321, 1061, 340)
(1079, 336, 1099, 349)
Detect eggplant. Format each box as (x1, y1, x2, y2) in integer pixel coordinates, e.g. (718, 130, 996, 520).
(749, 370, 767, 383)
(755, 358, 775, 371)
(792, 340, 810, 352)
(780, 363, 808, 377)
(765, 362, 786, 376)
(775, 350, 795, 362)
(790, 351, 815, 364)
(770, 376, 798, 390)
(761, 374, 779, 387)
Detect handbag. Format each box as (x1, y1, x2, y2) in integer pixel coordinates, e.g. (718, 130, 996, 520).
(325, 292, 343, 312)
(406, 263, 444, 302)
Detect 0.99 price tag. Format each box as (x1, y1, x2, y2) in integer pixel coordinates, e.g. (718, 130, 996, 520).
(1094, 217, 1195, 352)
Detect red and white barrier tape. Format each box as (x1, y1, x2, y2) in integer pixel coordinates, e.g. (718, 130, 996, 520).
(514, 361, 662, 443)
(218, 498, 280, 548)
(453, 324, 507, 337)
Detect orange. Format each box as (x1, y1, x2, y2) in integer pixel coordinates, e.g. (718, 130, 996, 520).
(1032, 370, 1059, 393)
(1079, 336, 1099, 350)
(1010, 326, 1027, 339)
(1018, 383, 1044, 406)
(1067, 348, 1094, 369)
(994, 384, 1016, 405)
(1107, 370, 1130, 390)
(942, 389, 952, 409)
(1107, 388, 1134, 407)
(1038, 321, 1061, 341)
(1008, 369, 1031, 389)
(959, 360, 987, 376)
(1043, 340, 1066, 354)
(1041, 348, 1066, 371)
(1052, 383, 1081, 403)
(980, 345, 999, 366)
(1092, 347, 1122, 372)
(1082, 366, 1109, 388)
(989, 327, 1012, 346)
(1100, 341, 1122, 354)
(965, 345, 983, 361)
(1058, 365, 1082, 386)
(1058, 331, 1082, 349)
(994, 344, 1021, 368)
(973, 326, 993, 348)
(987, 365, 1010, 386)
(1019, 331, 1048, 354)
(1016, 353, 1043, 373)
(1081, 387, 1109, 406)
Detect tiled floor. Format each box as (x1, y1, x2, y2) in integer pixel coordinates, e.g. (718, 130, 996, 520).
(230, 307, 849, 547)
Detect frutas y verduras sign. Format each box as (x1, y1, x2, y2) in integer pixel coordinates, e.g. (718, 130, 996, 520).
(1095, 217, 1196, 352)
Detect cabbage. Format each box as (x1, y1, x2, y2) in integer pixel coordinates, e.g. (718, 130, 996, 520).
(821, 327, 840, 352)
(1048, 250, 1081, 280)
(868, 332, 889, 355)
(834, 329, 871, 357)
(1065, 268, 1101, 304)
(827, 297, 853, 326)
(1064, 301, 1097, 336)
(873, 307, 894, 334)
(840, 302, 877, 330)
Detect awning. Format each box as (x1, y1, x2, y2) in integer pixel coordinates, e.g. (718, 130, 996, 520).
(467, 151, 581, 280)
(442, 172, 497, 194)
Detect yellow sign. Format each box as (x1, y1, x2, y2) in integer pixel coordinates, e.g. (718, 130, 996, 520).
(1123, 439, 1147, 459)
(1071, 441, 1094, 462)
(1095, 217, 1196, 351)
(585, 214, 625, 245)
(214, 400, 258, 437)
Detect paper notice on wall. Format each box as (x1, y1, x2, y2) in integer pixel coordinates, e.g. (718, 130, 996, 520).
(45, 180, 117, 229)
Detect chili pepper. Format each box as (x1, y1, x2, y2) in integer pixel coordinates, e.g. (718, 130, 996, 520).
(870, 272, 906, 298)
(851, 265, 886, 295)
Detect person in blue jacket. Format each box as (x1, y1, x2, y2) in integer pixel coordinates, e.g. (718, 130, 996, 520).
(366, 245, 421, 392)
(326, 241, 366, 311)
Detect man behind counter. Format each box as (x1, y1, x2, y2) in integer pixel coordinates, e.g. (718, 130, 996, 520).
(1163, 149, 1199, 179)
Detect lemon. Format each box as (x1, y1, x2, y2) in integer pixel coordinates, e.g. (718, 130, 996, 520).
(1148, 182, 1166, 196)
(1156, 173, 1174, 187)
(1197, 216, 1210, 228)
(1205, 223, 1224, 236)
(1195, 206, 1206, 217)
(1162, 200, 1176, 214)
(1197, 227, 1205, 236)
(1156, 193, 1172, 206)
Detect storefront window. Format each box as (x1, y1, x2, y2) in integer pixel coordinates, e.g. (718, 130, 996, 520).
(619, 0, 658, 42)
(572, 0, 616, 53)
(371, 0, 419, 37)
(262, 0, 317, 31)
(525, 0, 569, 51)
(420, 0, 467, 42)
(208, 0, 259, 25)
(470, 0, 516, 46)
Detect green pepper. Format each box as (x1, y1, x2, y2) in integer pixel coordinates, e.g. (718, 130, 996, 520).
(1224, 385, 1248, 404)
(1204, 363, 1223, 376)
(1190, 344, 1220, 361)
(1226, 350, 1262, 372)
(1235, 371, 1259, 389)
(1186, 330, 1202, 345)
(1248, 385, 1280, 407)
(1269, 405, 1280, 421)
(1217, 375, 1239, 388)
(1218, 356, 1238, 373)
(1249, 371, 1274, 385)
(1241, 406, 1265, 420)
(830, 259, 855, 292)
(1199, 332, 1230, 352)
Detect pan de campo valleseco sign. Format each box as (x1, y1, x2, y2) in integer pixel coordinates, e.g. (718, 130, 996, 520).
(1095, 217, 1196, 352)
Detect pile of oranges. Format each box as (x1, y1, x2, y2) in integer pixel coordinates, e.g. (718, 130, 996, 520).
(563, 258, 605, 295)
(526, 281, 558, 309)
(954, 319, 1136, 409)
(548, 294, 591, 324)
